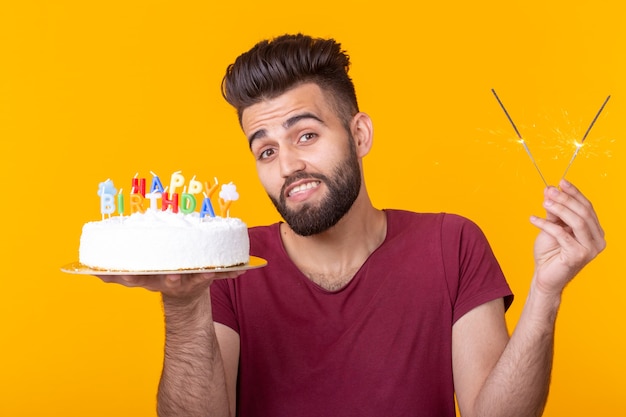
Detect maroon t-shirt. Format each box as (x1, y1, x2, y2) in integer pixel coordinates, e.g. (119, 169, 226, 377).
(211, 210, 513, 416)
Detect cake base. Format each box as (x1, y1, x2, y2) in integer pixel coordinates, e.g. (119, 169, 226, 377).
(61, 256, 267, 275)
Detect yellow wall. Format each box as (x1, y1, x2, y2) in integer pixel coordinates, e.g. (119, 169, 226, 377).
(1, 1, 624, 415)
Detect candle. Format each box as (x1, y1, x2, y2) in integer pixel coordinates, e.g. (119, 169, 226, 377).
(169, 171, 185, 195)
(205, 177, 219, 198)
(180, 193, 197, 214)
(131, 177, 146, 197)
(130, 194, 144, 213)
(200, 192, 216, 218)
(117, 189, 125, 215)
(100, 194, 115, 218)
(161, 192, 179, 213)
(131, 172, 138, 194)
(145, 192, 161, 210)
(98, 179, 117, 218)
(218, 183, 239, 217)
(188, 175, 203, 195)
(150, 172, 165, 194)
(218, 198, 232, 217)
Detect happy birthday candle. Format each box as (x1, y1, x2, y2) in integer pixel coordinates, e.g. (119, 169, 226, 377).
(145, 191, 161, 210)
(200, 192, 216, 218)
(98, 179, 117, 219)
(130, 193, 144, 213)
(188, 175, 203, 195)
(180, 193, 197, 214)
(161, 191, 179, 213)
(150, 171, 165, 193)
(218, 182, 239, 217)
(132, 177, 146, 197)
(169, 171, 185, 195)
(205, 177, 220, 197)
(94, 172, 240, 218)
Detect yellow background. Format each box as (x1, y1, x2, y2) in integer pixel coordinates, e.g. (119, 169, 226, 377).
(1, 1, 624, 415)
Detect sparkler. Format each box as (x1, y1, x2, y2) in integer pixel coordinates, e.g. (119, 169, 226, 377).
(560, 95, 611, 181)
(491, 89, 548, 187)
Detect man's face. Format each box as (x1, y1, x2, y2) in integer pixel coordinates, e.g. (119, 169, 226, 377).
(241, 83, 361, 236)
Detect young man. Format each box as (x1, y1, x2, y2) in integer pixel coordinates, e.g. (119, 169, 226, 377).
(102, 34, 605, 417)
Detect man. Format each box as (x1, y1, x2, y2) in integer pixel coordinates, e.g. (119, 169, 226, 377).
(102, 34, 605, 417)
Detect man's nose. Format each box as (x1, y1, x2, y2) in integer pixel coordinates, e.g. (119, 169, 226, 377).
(278, 145, 306, 177)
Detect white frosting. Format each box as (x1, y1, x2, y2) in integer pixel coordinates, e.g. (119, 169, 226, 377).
(79, 210, 249, 271)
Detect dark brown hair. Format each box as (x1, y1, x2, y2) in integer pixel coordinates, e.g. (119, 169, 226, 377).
(221, 34, 359, 126)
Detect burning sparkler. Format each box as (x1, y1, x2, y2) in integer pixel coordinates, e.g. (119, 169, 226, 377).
(560, 95, 611, 180)
(491, 89, 548, 187)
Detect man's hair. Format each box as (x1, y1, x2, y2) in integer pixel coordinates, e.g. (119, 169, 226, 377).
(221, 34, 359, 126)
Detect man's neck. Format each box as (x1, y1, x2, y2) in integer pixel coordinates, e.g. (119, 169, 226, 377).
(280, 197, 387, 291)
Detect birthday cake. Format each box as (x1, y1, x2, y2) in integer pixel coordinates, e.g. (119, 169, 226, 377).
(78, 172, 250, 272)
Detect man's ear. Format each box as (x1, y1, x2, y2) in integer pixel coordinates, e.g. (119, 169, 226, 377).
(350, 112, 374, 157)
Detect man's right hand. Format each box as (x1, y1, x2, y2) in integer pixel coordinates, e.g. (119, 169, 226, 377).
(95, 271, 245, 301)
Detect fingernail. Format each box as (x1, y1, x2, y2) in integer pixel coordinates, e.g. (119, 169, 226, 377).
(166, 275, 181, 283)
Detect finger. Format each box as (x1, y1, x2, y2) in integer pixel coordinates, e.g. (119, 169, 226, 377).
(96, 273, 168, 292)
(96, 274, 142, 286)
(543, 186, 604, 247)
(558, 179, 589, 206)
(212, 270, 247, 280)
(541, 200, 598, 253)
(540, 201, 604, 257)
(164, 274, 183, 288)
(530, 214, 581, 254)
(558, 180, 604, 237)
(215, 270, 247, 280)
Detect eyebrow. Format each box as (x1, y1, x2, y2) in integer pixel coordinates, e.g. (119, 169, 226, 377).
(247, 112, 325, 148)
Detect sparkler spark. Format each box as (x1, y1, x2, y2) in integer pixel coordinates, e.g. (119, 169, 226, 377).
(560, 95, 611, 180)
(491, 89, 548, 187)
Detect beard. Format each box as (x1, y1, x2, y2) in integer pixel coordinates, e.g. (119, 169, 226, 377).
(268, 140, 361, 237)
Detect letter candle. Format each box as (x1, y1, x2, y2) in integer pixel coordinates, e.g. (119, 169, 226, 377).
(188, 175, 203, 195)
(219, 183, 239, 217)
(205, 177, 220, 198)
(169, 171, 185, 194)
(130, 194, 144, 213)
(161, 191, 179, 213)
(131, 177, 146, 197)
(150, 171, 165, 193)
(180, 193, 197, 214)
(200, 192, 216, 218)
(100, 194, 115, 218)
(98, 179, 117, 219)
(145, 192, 161, 210)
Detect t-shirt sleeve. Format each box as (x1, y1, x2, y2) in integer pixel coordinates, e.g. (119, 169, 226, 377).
(210, 279, 240, 333)
(441, 214, 514, 324)
(210, 224, 276, 335)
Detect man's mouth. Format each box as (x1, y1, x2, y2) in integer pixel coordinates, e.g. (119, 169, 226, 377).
(287, 180, 321, 197)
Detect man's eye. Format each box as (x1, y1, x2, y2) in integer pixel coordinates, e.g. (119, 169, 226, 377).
(299, 133, 316, 142)
(259, 148, 275, 160)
